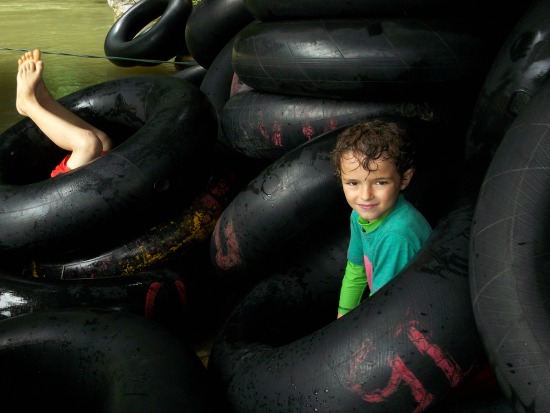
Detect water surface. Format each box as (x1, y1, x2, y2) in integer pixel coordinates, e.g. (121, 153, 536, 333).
(0, 0, 179, 133)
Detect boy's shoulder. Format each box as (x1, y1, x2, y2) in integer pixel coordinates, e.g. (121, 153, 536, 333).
(393, 194, 423, 215)
(385, 195, 431, 231)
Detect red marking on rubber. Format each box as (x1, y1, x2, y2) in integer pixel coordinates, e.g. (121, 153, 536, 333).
(272, 118, 282, 146)
(213, 220, 241, 270)
(145, 281, 161, 320)
(406, 320, 464, 387)
(364, 356, 434, 412)
(348, 339, 375, 374)
(346, 339, 433, 412)
(198, 193, 221, 211)
(174, 280, 188, 310)
(257, 110, 268, 139)
(345, 339, 374, 395)
(302, 119, 314, 140)
(344, 317, 466, 411)
(324, 116, 338, 132)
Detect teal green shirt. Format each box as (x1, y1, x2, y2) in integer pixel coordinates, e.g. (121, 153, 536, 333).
(338, 194, 432, 315)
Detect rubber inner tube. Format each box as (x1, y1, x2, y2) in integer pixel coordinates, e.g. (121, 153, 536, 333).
(0, 76, 217, 260)
(0, 308, 206, 413)
(469, 77, 550, 412)
(29, 162, 237, 279)
(104, 0, 192, 67)
(184, 0, 253, 68)
(464, 0, 550, 165)
(210, 128, 350, 282)
(221, 90, 443, 158)
(243, 0, 527, 21)
(210, 115, 465, 281)
(0, 267, 189, 326)
(231, 19, 506, 100)
(199, 34, 239, 141)
(173, 62, 207, 87)
(207, 169, 488, 412)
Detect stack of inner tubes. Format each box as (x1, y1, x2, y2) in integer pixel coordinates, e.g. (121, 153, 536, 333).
(0, 75, 217, 264)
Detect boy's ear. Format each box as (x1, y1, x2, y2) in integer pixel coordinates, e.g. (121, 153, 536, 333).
(400, 168, 414, 190)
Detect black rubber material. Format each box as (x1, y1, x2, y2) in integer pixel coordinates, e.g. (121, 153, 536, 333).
(0, 76, 217, 260)
(244, 0, 527, 21)
(104, 0, 192, 67)
(469, 78, 550, 413)
(210, 115, 466, 286)
(210, 128, 349, 284)
(207, 170, 488, 412)
(0, 308, 206, 413)
(30, 166, 236, 279)
(0, 267, 189, 325)
(231, 19, 505, 99)
(199, 34, 239, 141)
(172, 62, 207, 87)
(464, 0, 550, 165)
(221, 89, 444, 158)
(185, 0, 253, 69)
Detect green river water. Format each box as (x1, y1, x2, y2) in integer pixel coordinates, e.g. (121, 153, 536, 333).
(0, 0, 180, 133)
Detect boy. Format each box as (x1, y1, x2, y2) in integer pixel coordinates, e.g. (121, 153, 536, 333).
(330, 119, 432, 318)
(16, 49, 112, 177)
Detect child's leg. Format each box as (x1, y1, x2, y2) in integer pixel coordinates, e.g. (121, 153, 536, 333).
(18, 50, 112, 152)
(16, 49, 112, 169)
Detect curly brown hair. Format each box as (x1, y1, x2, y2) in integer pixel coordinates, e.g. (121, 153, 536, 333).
(330, 119, 415, 178)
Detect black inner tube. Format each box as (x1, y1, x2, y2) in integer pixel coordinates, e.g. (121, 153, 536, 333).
(0, 308, 207, 413)
(469, 76, 550, 412)
(207, 168, 488, 413)
(0, 76, 217, 260)
(104, 0, 192, 67)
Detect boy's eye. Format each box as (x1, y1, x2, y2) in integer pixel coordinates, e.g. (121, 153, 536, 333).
(375, 180, 388, 185)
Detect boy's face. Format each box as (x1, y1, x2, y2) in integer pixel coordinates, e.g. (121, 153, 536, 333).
(340, 152, 413, 222)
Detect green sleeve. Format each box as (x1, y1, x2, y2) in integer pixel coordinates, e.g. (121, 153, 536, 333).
(338, 261, 367, 315)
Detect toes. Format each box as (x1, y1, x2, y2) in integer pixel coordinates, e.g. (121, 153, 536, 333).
(18, 53, 29, 65)
(19, 60, 35, 73)
(18, 50, 40, 65)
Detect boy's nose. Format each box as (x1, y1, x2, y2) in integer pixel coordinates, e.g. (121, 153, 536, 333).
(359, 184, 373, 200)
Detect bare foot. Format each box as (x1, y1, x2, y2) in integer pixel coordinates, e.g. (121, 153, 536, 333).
(16, 59, 44, 117)
(17, 48, 41, 66)
(17, 49, 53, 106)
(16, 49, 54, 115)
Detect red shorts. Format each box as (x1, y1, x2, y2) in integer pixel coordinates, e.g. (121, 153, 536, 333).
(50, 154, 71, 178)
(50, 151, 108, 178)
